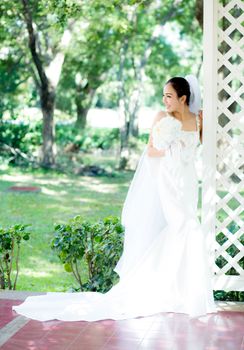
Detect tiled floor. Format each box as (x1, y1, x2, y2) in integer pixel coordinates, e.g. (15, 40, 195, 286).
(0, 299, 22, 328)
(0, 298, 244, 350)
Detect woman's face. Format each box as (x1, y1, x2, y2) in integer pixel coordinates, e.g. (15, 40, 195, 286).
(163, 83, 183, 113)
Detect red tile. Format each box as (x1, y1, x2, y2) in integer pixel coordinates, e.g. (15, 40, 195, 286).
(50, 321, 89, 332)
(84, 322, 117, 338)
(0, 299, 23, 328)
(1, 307, 243, 350)
(102, 336, 142, 350)
(23, 337, 70, 350)
(43, 331, 78, 343)
(9, 330, 46, 342)
(113, 319, 154, 332)
(24, 320, 62, 331)
(1, 338, 45, 350)
(241, 336, 244, 350)
(70, 335, 109, 350)
(44, 328, 82, 337)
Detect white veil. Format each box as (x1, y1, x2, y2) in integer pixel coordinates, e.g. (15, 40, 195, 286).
(184, 75, 201, 114)
(114, 149, 167, 279)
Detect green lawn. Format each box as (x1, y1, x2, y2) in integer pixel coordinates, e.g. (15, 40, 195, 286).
(0, 165, 132, 292)
(1, 160, 242, 293)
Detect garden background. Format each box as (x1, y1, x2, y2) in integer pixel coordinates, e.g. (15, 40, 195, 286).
(0, 0, 241, 301)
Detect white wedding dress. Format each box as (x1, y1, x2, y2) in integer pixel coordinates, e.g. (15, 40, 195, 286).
(13, 114, 217, 321)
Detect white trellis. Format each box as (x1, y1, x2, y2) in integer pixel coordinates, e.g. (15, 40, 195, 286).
(202, 0, 244, 291)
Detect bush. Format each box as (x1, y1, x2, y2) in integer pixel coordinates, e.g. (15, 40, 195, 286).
(51, 215, 124, 292)
(0, 121, 29, 151)
(0, 224, 31, 290)
(0, 120, 120, 165)
(138, 132, 149, 144)
(56, 125, 120, 151)
(214, 290, 244, 302)
(0, 120, 42, 164)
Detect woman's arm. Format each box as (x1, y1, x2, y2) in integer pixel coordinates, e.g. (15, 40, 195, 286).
(147, 111, 166, 157)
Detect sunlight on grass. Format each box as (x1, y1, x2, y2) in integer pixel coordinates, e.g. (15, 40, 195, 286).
(20, 270, 52, 278)
(41, 188, 68, 196)
(0, 166, 132, 292)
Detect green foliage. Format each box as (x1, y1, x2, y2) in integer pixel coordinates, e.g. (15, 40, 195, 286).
(0, 1, 31, 115)
(214, 209, 243, 301)
(0, 165, 130, 292)
(56, 125, 120, 151)
(1, 0, 203, 146)
(0, 224, 31, 290)
(51, 215, 124, 292)
(138, 131, 149, 144)
(215, 221, 244, 275)
(214, 290, 244, 302)
(0, 120, 42, 164)
(0, 57, 27, 115)
(0, 120, 120, 165)
(0, 121, 29, 151)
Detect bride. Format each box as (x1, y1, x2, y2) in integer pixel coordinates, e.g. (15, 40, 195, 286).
(13, 75, 217, 321)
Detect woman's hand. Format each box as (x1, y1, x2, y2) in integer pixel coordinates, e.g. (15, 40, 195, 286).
(147, 146, 165, 157)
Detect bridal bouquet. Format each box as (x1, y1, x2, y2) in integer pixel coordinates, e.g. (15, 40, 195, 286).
(152, 116, 182, 150)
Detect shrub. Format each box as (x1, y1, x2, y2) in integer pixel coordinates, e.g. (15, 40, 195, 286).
(0, 120, 121, 167)
(138, 132, 149, 144)
(214, 290, 244, 302)
(56, 125, 120, 151)
(0, 121, 29, 151)
(51, 215, 124, 292)
(0, 120, 42, 164)
(0, 224, 31, 290)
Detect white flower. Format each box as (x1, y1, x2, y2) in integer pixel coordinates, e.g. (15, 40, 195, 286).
(152, 116, 182, 150)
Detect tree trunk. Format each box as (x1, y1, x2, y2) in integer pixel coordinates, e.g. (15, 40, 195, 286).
(0, 263, 5, 289)
(21, 0, 72, 167)
(75, 81, 95, 130)
(76, 105, 89, 129)
(75, 91, 94, 130)
(195, 0, 203, 30)
(132, 118, 139, 137)
(129, 88, 140, 138)
(118, 120, 130, 170)
(41, 85, 55, 167)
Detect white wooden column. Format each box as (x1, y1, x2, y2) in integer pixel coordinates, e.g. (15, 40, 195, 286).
(202, 0, 244, 291)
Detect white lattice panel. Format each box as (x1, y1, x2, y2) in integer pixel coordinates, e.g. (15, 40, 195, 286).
(203, 0, 244, 291)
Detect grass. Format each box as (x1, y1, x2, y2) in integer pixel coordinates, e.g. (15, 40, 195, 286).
(0, 155, 242, 293)
(0, 164, 132, 292)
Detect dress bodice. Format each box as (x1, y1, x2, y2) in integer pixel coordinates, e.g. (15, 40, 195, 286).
(179, 114, 201, 164)
(180, 130, 200, 164)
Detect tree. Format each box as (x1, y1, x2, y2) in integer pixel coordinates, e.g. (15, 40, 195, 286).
(195, 0, 203, 29)
(115, 0, 202, 168)
(0, 1, 31, 116)
(56, 13, 120, 129)
(19, 0, 74, 167)
(48, 0, 203, 168)
(1, 0, 204, 169)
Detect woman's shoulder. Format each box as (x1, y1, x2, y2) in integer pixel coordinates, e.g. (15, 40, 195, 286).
(152, 111, 168, 125)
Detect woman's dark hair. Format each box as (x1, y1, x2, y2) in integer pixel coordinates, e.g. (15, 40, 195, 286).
(165, 77, 190, 105)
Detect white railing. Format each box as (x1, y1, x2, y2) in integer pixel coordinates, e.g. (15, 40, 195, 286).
(203, 0, 244, 291)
